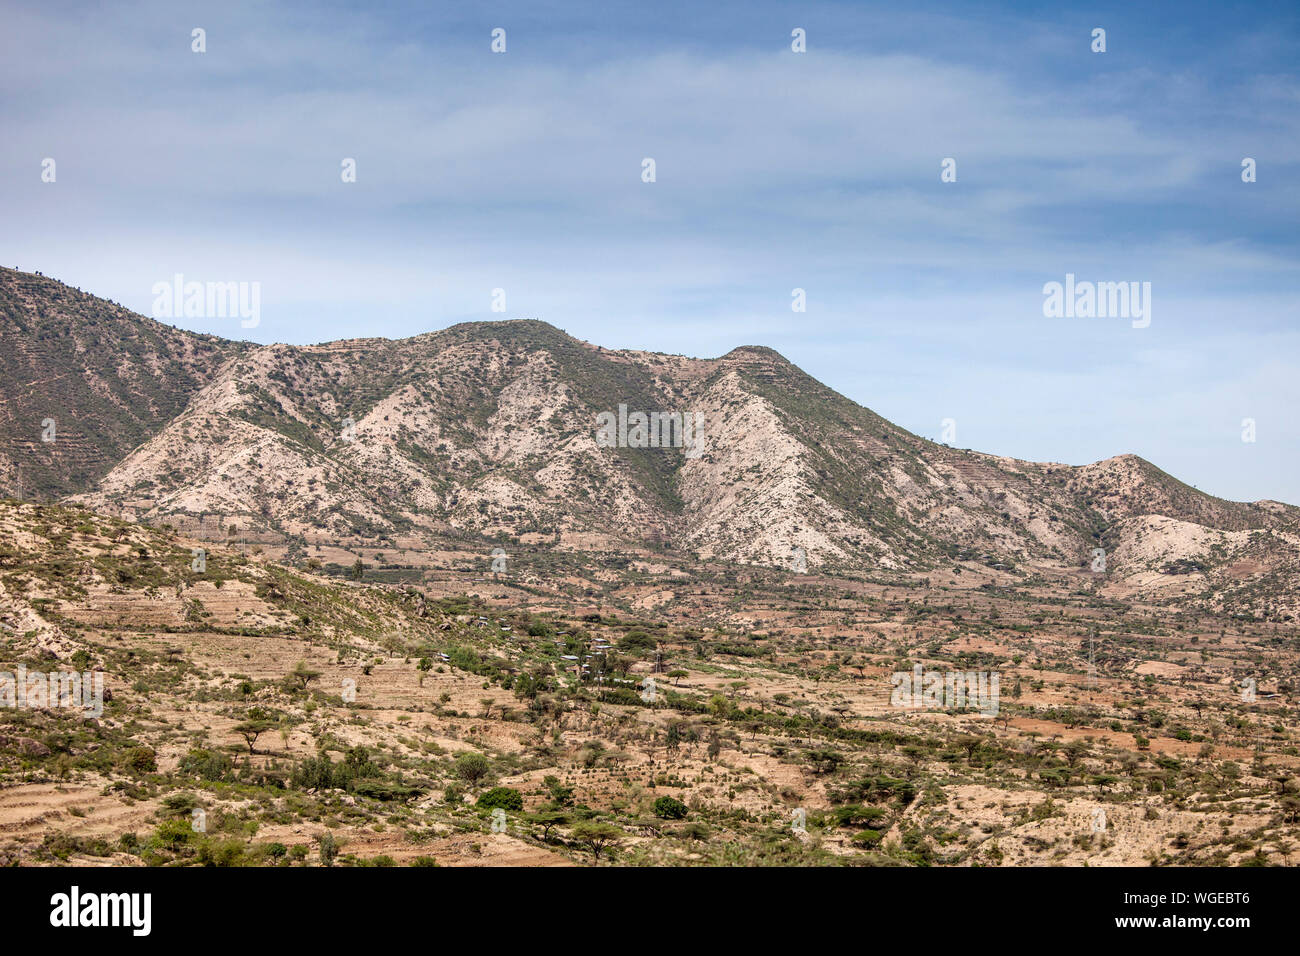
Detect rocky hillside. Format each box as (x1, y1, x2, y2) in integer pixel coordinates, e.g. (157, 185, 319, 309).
(1, 268, 1297, 616)
(0, 500, 446, 665)
(0, 268, 250, 500)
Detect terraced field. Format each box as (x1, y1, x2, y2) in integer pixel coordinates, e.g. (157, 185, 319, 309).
(2, 501, 1297, 867)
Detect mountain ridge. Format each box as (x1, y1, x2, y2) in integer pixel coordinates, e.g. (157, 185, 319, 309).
(2, 267, 1297, 620)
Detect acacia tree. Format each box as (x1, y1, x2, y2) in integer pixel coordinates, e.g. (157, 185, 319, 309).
(234, 709, 275, 754)
(957, 735, 984, 765)
(571, 822, 621, 864)
(525, 808, 569, 841)
(1063, 739, 1089, 768)
(287, 661, 321, 692)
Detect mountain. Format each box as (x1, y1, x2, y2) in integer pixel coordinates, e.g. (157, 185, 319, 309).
(2, 268, 1297, 619)
(0, 268, 250, 499)
(4, 271, 1300, 870)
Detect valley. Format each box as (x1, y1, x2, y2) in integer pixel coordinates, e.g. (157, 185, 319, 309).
(0, 267, 1297, 867)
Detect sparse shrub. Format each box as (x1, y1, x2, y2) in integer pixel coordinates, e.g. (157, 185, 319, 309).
(678, 821, 710, 841)
(124, 746, 157, 775)
(319, 832, 338, 867)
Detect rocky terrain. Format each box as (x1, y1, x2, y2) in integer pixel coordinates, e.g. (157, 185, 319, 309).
(1, 500, 1298, 867)
(2, 267, 1296, 623)
(0, 269, 249, 501)
(0, 267, 1297, 867)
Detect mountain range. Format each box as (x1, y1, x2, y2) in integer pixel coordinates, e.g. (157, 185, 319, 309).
(2, 266, 1297, 620)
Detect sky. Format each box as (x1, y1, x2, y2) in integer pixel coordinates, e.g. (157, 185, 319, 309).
(2, 0, 1298, 504)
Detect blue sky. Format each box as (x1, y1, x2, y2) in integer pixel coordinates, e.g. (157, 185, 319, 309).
(3, 0, 1298, 503)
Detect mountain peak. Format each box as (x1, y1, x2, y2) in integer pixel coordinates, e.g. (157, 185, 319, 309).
(440, 318, 578, 345)
(719, 344, 792, 364)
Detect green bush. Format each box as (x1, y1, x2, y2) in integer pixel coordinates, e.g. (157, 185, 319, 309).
(160, 792, 200, 816)
(179, 748, 233, 782)
(196, 838, 249, 867)
(853, 830, 883, 848)
(834, 805, 887, 828)
(677, 821, 710, 841)
(477, 786, 524, 811)
(319, 832, 338, 867)
(150, 818, 194, 852)
(454, 752, 491, 785)
(653, 796, 689, 820)
(291, 754, 336, 790)
(352, 779, 419, 802)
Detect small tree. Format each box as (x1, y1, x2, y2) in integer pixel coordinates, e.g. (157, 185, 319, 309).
(318, 832, 338, 867)
(124, 746, 157, 775)
(543, 775, 575, 807)
(707, 732, 722, 762)
(665, 722, 682, 753)
(234, 710, 275, 754)
(1063, 739, 1089, 768)
(806, 747, 844, 775)
(571, 822, 621, 864)
(287, 660, 321, 692)
(957, 735, 984, 765)
(525, 808, 569, 841)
